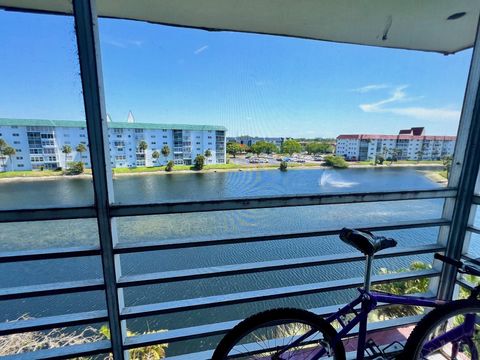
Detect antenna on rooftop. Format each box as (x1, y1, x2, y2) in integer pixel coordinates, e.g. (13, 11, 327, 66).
(127, 111, 135, 123)
(106, 113, 112, 122)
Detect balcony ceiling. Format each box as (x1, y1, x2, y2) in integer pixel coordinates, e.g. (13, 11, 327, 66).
(0, 0, 479, 54)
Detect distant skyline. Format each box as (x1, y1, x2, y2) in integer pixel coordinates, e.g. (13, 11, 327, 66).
(0, 10, 473, 138)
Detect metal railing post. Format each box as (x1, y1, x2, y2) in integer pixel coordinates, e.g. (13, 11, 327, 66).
(72, 0, 125, 358)
(437, 15, 480, 301)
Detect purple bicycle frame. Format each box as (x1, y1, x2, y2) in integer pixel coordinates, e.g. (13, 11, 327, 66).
(307, 288, 448, 360)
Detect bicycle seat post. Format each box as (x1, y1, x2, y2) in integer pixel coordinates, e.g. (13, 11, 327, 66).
(363, 254, 374, 292)
(356, 253, 374, 360)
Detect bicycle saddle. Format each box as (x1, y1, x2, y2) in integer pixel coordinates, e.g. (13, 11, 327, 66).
(339, 228, 397, 256)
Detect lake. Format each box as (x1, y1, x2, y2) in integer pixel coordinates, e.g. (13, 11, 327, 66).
(0, 167, 456, 355)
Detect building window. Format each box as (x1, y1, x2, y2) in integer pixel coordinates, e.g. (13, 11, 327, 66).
(17, 164, 24, 168)
(12, 133, 19, 136)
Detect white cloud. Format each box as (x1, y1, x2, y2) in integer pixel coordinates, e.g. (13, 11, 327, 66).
(194, 45, 209, 55)
(103, 38, 144, 48)
(352, 84, 389, 93)
(358, 85, 460, 121)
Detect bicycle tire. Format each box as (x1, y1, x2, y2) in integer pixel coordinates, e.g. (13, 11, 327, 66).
(212, 307, 346, 360)
(401, 299, 480, 359)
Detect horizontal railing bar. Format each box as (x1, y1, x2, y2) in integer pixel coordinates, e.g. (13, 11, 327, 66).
(0, 310, 108, 336)
(0, 246, 101, 263)
(2, 340, 111, 360)
(120, 269, 439, 319)
(0, 279, 105, 301)
(115, 218, 450, 254)
(457, 278, 475, 291)
(110, 188, 455, 217)
(124, 292, 434, 349)
(0, 206, 96, 223)
(118, 244, 444, 287)
(462, 254, 480, 265)
(162, 315, 423, 360)
(467, 225, 480, 235)
(0, 189, 453, 224)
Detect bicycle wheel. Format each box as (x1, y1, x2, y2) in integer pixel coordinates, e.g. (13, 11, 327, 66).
(402, 299, 480, 359)
(212, 308, 345, 360)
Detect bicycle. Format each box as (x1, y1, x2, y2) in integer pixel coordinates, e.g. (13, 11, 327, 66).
(212, 228, 479, 360)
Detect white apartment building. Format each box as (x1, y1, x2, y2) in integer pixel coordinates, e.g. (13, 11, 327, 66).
(0, 118, 226, 171)
(227, 136, 284, 148)
(336, 127, 456, 161)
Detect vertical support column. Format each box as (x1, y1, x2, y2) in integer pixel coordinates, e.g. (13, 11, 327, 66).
(72, 0, 125, 358)
(437, 16, 480, 301)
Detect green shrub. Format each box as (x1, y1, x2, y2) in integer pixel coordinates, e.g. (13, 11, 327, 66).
(194, 155, 205, 170)
(279, 161, 288, 171)
(324, 155, 348, 168)
(66, 161, 84, 175)
(165, 160, 174, 172)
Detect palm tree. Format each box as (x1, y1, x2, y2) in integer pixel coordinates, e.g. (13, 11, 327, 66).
(204, 149, 212, 163)
(415, 150, 424, 164)
(161, 145, 170, 164)
(61, 145, 72, 170)
(152, 150, 160, 166)
(0, 138, 7, 171)
(3, 146, 16, 171)
(75, 143, 87, 166)
(138, 140, 148, 153)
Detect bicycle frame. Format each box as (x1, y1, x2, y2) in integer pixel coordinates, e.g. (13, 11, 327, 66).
(321, 288, 446, 359)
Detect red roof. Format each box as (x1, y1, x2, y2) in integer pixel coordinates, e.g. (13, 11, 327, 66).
(337, 134, 456, 141)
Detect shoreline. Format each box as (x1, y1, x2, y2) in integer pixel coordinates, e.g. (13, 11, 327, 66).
(418, 170, 448, 186)
(0, 162, 444, 182)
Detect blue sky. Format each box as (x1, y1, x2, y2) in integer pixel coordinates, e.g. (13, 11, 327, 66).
(0, 10, 473, 138)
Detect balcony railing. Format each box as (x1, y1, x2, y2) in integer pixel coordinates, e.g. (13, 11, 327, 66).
(2, 0, 480, 359)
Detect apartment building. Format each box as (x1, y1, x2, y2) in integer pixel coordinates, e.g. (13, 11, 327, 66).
(0, 118, 227, 171)
(336, 127, 456, 161)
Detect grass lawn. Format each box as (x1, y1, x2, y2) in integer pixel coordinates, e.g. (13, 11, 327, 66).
(438, 170, 448, 179)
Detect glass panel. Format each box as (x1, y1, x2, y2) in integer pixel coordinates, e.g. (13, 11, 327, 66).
(1, 292, 107, 323)
(0, 8, 94, 209)
(0, 322, 109, 357)
(119, 227, 440, 275)
(97, 18, 469, 205)
(116, 199, 444, 245)
(0, 219, 99, 252)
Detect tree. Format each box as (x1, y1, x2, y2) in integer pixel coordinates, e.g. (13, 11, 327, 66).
(0, 138, 8, 171)
(138, 140, 148, 153)
(306, 142, 333, 155)
(415, 150, 424, 163)
(61, 145, 72, 170)
(279, 161, 288, 171)
(161, 145, 170, 161)
(194, 154, 205, 170)
(443, 155, 453, 177)
(373, 261, 431, 320)
(75, 143, 87, 166)
(324, 155, 348, 168)
(388, 148, 401, 165)
(204, 149, 212, 158)
(99, 325, 167, 359)
(375, 153, 385, 165)
(152, 150, 160, 166)
(281, 139, 302, 155)
(165, 160, 174, 172)
(226, 142, 242, 158)
(66, 161, 84, 175)
(3, 146, 15, 170)
(251, 141, 278, 155)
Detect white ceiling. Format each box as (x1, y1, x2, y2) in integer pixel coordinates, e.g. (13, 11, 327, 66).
(1, 0, 478, 54)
